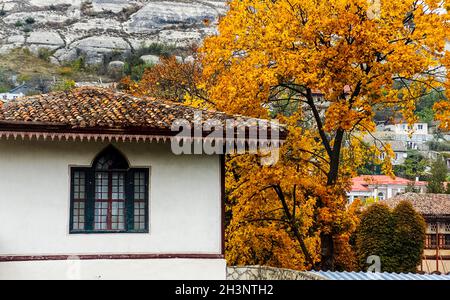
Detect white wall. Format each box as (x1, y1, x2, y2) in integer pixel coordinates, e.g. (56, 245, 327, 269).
(0, 139, 224, 279)
(389, 123, 428, 135)
(0, 259, 226, 280)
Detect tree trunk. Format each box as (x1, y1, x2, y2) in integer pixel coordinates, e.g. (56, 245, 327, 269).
(320, 128, 345, 270)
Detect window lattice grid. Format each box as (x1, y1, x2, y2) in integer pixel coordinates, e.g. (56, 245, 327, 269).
(134, 172, 146, 201)
(133, 172, 146, 230)
(426, 235, 438, 248)
(72, 171, 86, 230)
(134, 201, 146, 230)
(445, 235, 450, 248)
(112, 173, 125, 200)
(73, 201, 85, 230)
(94, 201, 109, 230)
(445, 223, 450, 233)
(429, 223, 437, 233)
(95, 172, 109, 200)
(73, 171, 86, 200)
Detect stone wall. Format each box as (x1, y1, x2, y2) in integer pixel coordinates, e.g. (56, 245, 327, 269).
(227, 266, 325, 280)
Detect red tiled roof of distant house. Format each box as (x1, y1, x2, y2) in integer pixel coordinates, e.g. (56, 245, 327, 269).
(350, 175, 427, 192)
(350, 180, 371, 192)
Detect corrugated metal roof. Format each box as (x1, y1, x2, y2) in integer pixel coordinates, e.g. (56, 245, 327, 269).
(310, 271, 450, 280)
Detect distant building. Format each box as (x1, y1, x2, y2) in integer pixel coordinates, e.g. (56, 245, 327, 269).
(0, 84, 27, 101)
(384, 122, 429, 135)
(367, 122, 434, 166)
(348, 175, 427, 203)
(0, 92, 24, 101)
(384, 193, 450, 274)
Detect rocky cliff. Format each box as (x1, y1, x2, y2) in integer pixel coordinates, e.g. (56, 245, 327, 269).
(0, 0, 226, 64)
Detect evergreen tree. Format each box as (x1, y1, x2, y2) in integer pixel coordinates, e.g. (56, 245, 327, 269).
(356, 202, 426, 273)
(427, 156, 448, 193)
(394, 150, 427, 180)
(392, 201, 426, 273)
(356, 204, 396, 271)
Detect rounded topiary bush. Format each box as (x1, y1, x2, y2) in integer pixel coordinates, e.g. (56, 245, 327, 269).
(356, 201, 426, 273)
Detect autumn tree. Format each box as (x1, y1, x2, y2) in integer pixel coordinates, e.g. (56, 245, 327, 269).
(200, 0, 449, 269)
(120, 53, 210, 107)
(434, 100, 450, 131)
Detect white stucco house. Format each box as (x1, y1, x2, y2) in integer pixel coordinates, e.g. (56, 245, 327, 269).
(0, 87, 284, 280)
(0, 92, 24, 102)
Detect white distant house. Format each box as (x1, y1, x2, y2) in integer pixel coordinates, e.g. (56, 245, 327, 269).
(0, 84, 27, 101)
(384, 122, 429, 135)
(0, 92, 24, 101)
(0, 87, 285, 280)
(368, 122, 434, 166)
(347, 175, 427, 203)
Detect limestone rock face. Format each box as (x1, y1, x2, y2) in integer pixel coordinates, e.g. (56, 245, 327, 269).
(0, 0, 226, 64)
(140, 54, 160, 65)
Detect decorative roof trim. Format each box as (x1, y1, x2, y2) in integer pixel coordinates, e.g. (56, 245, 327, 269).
(0, 130, 284, 147)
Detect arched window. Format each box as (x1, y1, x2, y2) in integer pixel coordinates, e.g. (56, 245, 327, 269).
(377, 192, 384, 201)
(70, 146, 149, 233)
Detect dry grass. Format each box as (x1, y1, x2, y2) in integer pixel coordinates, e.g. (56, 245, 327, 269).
(0, 48, 61, 78)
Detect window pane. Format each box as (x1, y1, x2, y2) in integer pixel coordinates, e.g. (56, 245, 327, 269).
(72, 200, 85, 231)
(134, 201, 146, 230)
(73, 171, 86, 200)
(72, 171, 86, 230)
(95, 172, 109, 200)
(134, 172, 146, 201)
(94, 201, 109, 230)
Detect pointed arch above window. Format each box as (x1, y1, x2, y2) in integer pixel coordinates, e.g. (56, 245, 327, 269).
(93, 145, 129, 171)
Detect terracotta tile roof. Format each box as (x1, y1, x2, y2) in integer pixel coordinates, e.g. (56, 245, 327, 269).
(0, 87, 285, 139)
(351, 180, 371, 192)
(350, 175, 426, 192)
(384, 193, 450, 216)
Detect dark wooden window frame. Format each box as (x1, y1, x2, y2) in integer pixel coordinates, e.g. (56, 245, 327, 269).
(69, 147, 150, 234)
(425, 233, 450, 250)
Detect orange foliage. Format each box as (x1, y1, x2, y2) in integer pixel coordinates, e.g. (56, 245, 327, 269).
(122, 0, 448, 270)
(200, 0, 448, 270)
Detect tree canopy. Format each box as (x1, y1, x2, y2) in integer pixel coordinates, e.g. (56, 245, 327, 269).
(200, 0, 448, 269)
(121, 0, 449, 270)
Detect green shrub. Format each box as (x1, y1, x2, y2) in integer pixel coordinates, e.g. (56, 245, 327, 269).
(122, 43, 176, 80)
(58, 66, 74, 76)
(15, 20, 23, 27)
(392, 202, 426, 273)
(356, 203, 396, 271)
(25, 17, 35, 24)
(427, 140, 450, 152)
(70, 57, 86, 72)
(38, 48, 53, 62)
(356, 201, 426, 273)
(52, 79, 76, 92)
